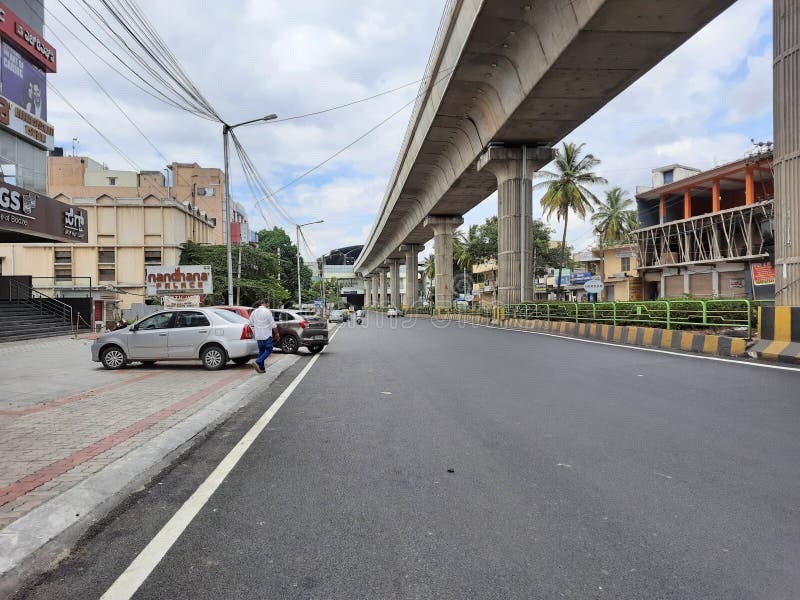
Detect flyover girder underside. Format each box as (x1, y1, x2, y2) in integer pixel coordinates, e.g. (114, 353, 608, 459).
(357, 0, 737, 275)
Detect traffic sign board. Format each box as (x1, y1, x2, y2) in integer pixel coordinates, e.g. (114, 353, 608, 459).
(583, 279, 604, 293)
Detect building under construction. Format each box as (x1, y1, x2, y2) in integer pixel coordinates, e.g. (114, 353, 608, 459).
(634, 148, 774, 300)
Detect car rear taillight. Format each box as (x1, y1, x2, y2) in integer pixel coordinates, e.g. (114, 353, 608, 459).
(299, 320, 308, 329)
(241, 325, 254, 339)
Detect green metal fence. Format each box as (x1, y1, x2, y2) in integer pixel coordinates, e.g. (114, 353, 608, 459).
(403, 299, 774, 338)
(501, 299, 772, 337)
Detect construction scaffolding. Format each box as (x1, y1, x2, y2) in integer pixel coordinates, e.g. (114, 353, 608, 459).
(635, 200, 774, 270)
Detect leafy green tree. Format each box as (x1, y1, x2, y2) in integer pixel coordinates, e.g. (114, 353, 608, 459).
(178, 241, 287, 306)
(534, 142, 607, 296)
(256, 227, 312, 303)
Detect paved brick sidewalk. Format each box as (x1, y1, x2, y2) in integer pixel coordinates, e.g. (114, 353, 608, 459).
(0, 335, 290, 530)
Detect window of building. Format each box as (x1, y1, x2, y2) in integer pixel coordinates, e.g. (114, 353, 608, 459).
(107, 177, 117, 185)
(54, 249, 72, 282)
(144, 249, 162, 265)
(663, 170, 674, 184)
(98, 248, 115, 282)
(621, 257, 631, 272)
(98, 249, 115, 264)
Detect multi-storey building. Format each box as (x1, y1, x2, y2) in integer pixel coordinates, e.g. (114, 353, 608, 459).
(0, 155, 216, 323)
(167, 162, 251, 245)
(634, 149, 774, 300)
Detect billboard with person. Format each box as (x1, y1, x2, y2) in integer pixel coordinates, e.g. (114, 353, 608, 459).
(1, 41, 46, 120)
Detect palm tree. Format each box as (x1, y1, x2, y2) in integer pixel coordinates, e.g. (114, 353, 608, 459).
(421, 254, 435, 303)
(592, 188, 635, 297)
(592, 187, 635, 246)
(534, 142, 607, 297)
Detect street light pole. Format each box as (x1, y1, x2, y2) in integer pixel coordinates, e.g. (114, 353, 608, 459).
(222, 113, 277, 305)
(295, 220, 324, 308)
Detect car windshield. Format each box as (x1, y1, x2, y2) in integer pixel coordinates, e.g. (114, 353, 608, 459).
(213, 310, 248, 324)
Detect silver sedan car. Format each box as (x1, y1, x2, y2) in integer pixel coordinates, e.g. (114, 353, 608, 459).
(91, 308, 258, 370)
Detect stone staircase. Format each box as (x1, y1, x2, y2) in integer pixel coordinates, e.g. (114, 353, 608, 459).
(0, 301, 74, 343)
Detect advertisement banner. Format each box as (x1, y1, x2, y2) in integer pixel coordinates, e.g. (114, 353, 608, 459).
(0, 2, 57, 72)
(1, 41, 46, 119)
(0, 93, 53, 149)
(146, 265, 213, 296)
(0, 181, 87, 242)
(162, 295, 202, 308)
(751, 263, 776, 286)
(569, 271, 594, 285)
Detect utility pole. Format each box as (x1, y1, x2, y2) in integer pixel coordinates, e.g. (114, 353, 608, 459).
(296, 225, 302, 308)
(222, 113, 277, 305)
(296, 220, 324, 308)
(236, 244, 242, 305)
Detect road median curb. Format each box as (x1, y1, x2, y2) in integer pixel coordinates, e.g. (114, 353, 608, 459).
(407, 312, 747, 358)
(0, 355, 300, 596)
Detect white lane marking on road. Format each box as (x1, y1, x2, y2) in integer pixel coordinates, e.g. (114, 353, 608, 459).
(654, 471, 673, 479)
(556, 463, 572, 468)
(471, 323, 800, 372)
(100, 326, 342, 600)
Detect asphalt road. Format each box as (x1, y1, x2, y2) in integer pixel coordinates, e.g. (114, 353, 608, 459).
(16, 316, 800, 599)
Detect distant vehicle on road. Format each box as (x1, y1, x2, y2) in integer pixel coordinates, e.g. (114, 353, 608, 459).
(91, 308, 258, 371)
(328, 310, 345, 323)
(387, 307, 398, 318)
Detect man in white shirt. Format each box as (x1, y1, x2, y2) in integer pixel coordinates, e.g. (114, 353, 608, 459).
(249, 299, 278, 373)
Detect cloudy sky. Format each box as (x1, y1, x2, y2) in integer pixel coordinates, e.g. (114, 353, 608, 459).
(43, 0, 773, 260)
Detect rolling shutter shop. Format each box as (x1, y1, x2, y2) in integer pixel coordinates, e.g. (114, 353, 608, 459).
(690, 272, 713, 297)
(664, 275, 684, 297)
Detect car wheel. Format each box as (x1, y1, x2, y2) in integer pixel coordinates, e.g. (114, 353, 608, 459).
(280, 335, 299, 354)
(201, 344, 227, 370)
(232, 357, 251, 365)
(100, 346, 126, 370)
(307, 344, 323, 354)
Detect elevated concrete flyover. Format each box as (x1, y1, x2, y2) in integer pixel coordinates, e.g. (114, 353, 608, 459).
(355, 0, 736, 307)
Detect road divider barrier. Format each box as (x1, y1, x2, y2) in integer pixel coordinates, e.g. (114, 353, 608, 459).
(405, 309, 748, 358)
(749, 306, 800, 364)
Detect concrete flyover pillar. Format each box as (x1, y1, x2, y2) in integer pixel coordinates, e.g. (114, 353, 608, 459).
(400, 244, 420, 307)
(424, 215, 464, 309)
(385, 259, 402, 308)
(364, 276, 374, 306)
(377, 267, 388, 307)
(371, 274, 380, 307)
(775, 0, 800, 306)
(478, 145, 553, 305)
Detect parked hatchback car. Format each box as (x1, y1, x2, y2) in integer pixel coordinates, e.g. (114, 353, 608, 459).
(328, 310, 345, 323)
(91, 308, 258, 370)
(212, 306, 327, 354)
(272, 308, 328, 354)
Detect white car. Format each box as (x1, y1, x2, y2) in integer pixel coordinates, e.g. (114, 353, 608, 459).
(91, 308, 258, 370)
(386, 307, 398, 317)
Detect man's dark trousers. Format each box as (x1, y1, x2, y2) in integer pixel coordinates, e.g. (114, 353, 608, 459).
(256, 337, 273, 370)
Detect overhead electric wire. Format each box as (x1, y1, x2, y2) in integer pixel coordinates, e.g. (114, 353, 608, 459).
(55, 0, 202, 115)
(50, 84, 141, 171)
(262, 70, 455, 125)
(86, 0, 220, 120)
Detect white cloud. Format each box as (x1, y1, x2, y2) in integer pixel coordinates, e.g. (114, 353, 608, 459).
(42, 0, 774, 264)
